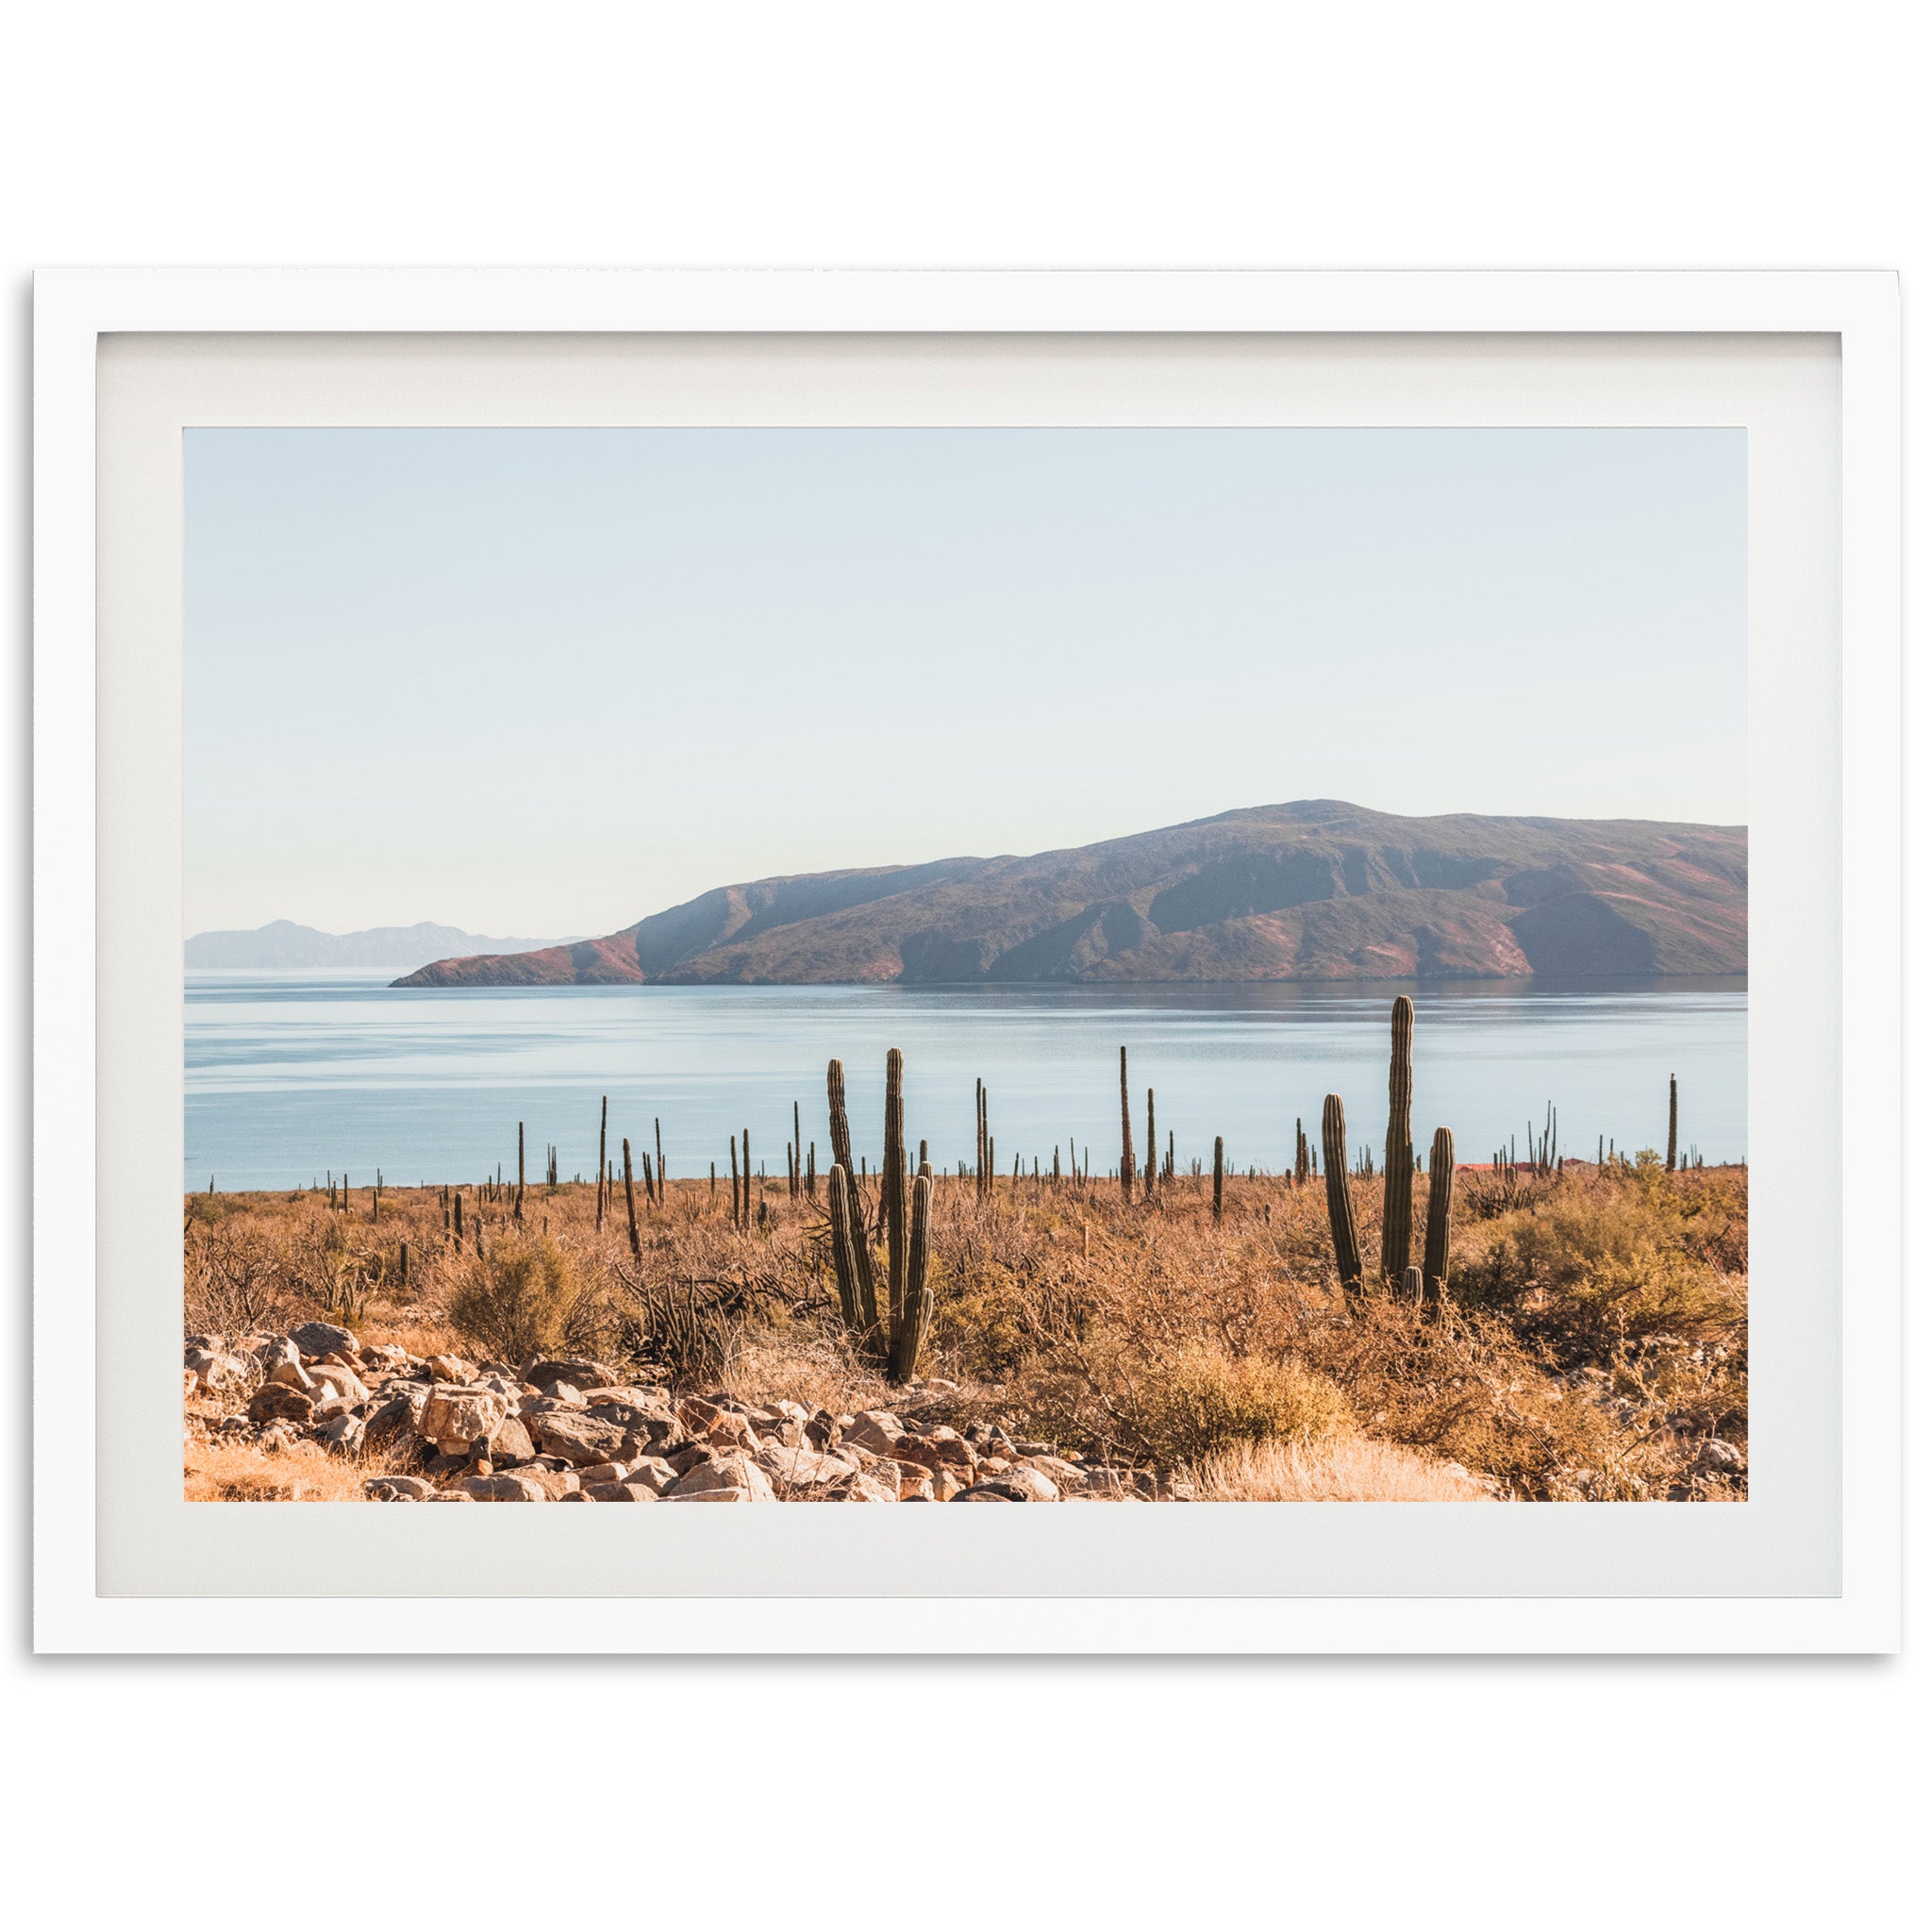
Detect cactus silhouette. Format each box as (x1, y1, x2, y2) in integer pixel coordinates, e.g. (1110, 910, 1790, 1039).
(889, 1174, 935, 1383)
(826, 1059, 879, 1333)
(885, 1048, 908, 1331)
(1380, 997, 1414, 1283)
(1119, 1047, 1136, 1205)
(1322, 1093, 1364, 1294)
(1424, 1125, 1456, 1300)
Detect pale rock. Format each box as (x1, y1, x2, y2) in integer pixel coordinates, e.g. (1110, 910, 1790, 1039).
(1024, 1455, 1087, 1491)
(512, 1465, 582, 1500)
(267, 1354, 316, 1392)
(290, 1320, 359, 1360)
(364, 1474, 435, 1501)
(491, 1415, 536, 1462)
(460, 1473, 548, 1502)
(623, 1457, 681, 1495)
(558, 1489, 596, 1502)
(706, 1411, 761, 1451)
(675, 1395, 724, 1435)
(524, 1357, 616, 1391)
(420, 1384, 510, 1455)
(841, 1410, 905, 1457)
(933, 1467, 967, 1502)
(528, 1409, 630, 1467)
(425, 1354, 471, 1382)
(546, 1382, 588, 1408)
(817, 1471, 900, 1503)
(759, 1442, 860, 1496)
(576, 1461, 629, 1486)
(667, 1454, 775, 1501)
(1001, 1464, 1061, 1501)
(305, 1361, 371, 1404)
(898, 1470, 937, 1501)
(182, 1367, 197, 1399)
(425, 1491, 474, 1502)
(317, 1412, 366, 1456)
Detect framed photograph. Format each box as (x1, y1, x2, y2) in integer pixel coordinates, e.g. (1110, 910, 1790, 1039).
(34, 269, 1900, 1652)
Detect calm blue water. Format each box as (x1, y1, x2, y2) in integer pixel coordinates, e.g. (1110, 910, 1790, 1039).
(184, 973, 1746, 1191)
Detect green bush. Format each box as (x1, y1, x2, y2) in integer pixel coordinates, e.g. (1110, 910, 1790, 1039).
(1119, 1344, 1352, 1470)
(446, 1234, 589, 1363)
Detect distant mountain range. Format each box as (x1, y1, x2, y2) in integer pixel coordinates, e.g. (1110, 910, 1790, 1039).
(391, 801, 1746, 989)
(187, 920, 573, 971)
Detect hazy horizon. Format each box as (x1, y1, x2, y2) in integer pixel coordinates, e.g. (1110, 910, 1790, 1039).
(187, 426, 1746, 936)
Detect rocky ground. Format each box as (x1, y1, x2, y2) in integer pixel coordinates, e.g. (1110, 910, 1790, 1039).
(186, 1321, 1181, 1502)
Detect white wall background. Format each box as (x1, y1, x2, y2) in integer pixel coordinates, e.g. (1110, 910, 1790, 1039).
(4, 4, 1921, 1924)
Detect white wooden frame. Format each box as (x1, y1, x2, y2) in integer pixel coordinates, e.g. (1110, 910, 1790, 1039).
(34, 271, 1901, 1652)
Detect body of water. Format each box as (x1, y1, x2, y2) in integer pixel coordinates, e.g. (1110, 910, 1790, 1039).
(184, 973, 1746, 1191)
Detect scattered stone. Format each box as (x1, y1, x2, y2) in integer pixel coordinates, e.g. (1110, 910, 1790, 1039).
(290, 1321, 359, 1360)
(248, 1382, 315, 1424)
(955, 1481, 1027, 1502)
(667, 1454, 776, 1501)
(525, 1358, 616, 1392)
(420, 1385, 511, 1455)
(528, 1408, 630, 1467)
(841, 1410, 905, 1457)
(460, 1473, 548, 1502)
(316, 1413, 366, 1456)
(364, 1474, 434, 1501)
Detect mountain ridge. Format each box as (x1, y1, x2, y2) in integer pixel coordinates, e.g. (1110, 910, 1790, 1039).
(188, 920, 574, 971)
(391, 801, 1747, 989)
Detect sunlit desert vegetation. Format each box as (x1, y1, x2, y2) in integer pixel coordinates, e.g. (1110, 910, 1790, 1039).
(184, 1108, 1744, 1502)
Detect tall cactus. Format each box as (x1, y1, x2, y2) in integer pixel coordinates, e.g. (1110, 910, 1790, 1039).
(596, 1097, 608, 1228)
(1212, 1135, 1224, 1222)
(1667, 1073, 1679, 1172)
(1424, 1125, 1455, 1301)
(1145, 1090, 1157, 1199)
(621, 1137, 641, 1260)
(826, 1163, 861, 1331)
(1379, 997, 1414, 1283)
(825, 1058, 879, 1332)
(1322, 1093, 1364, 1295)
(884, 1047, 908, 1333)
(889, 1173, 934, 1383)
(1119, 1046, 1136, 1205)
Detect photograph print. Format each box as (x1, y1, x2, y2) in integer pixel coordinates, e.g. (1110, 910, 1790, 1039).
(182, 425, 1747, 1507)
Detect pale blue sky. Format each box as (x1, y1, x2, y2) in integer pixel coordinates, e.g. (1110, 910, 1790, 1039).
(186, 426, 1745, 938)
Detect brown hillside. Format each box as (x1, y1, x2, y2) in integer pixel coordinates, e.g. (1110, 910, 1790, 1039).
(394, 800, 1746, 988)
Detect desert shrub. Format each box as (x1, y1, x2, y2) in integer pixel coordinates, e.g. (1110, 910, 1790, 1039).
(184, 1215, 294, 1335)
(447, 1234, 603, 1363)
(1452, 1188, 1740, 1357)
(1102, 1342, 1351, 1470)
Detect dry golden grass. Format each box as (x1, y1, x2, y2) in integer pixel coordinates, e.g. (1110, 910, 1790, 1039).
(185, 1152, 1746, 1500)
(183, 1432, 396, 1502)
(1184, 1434, 1493, 1502)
